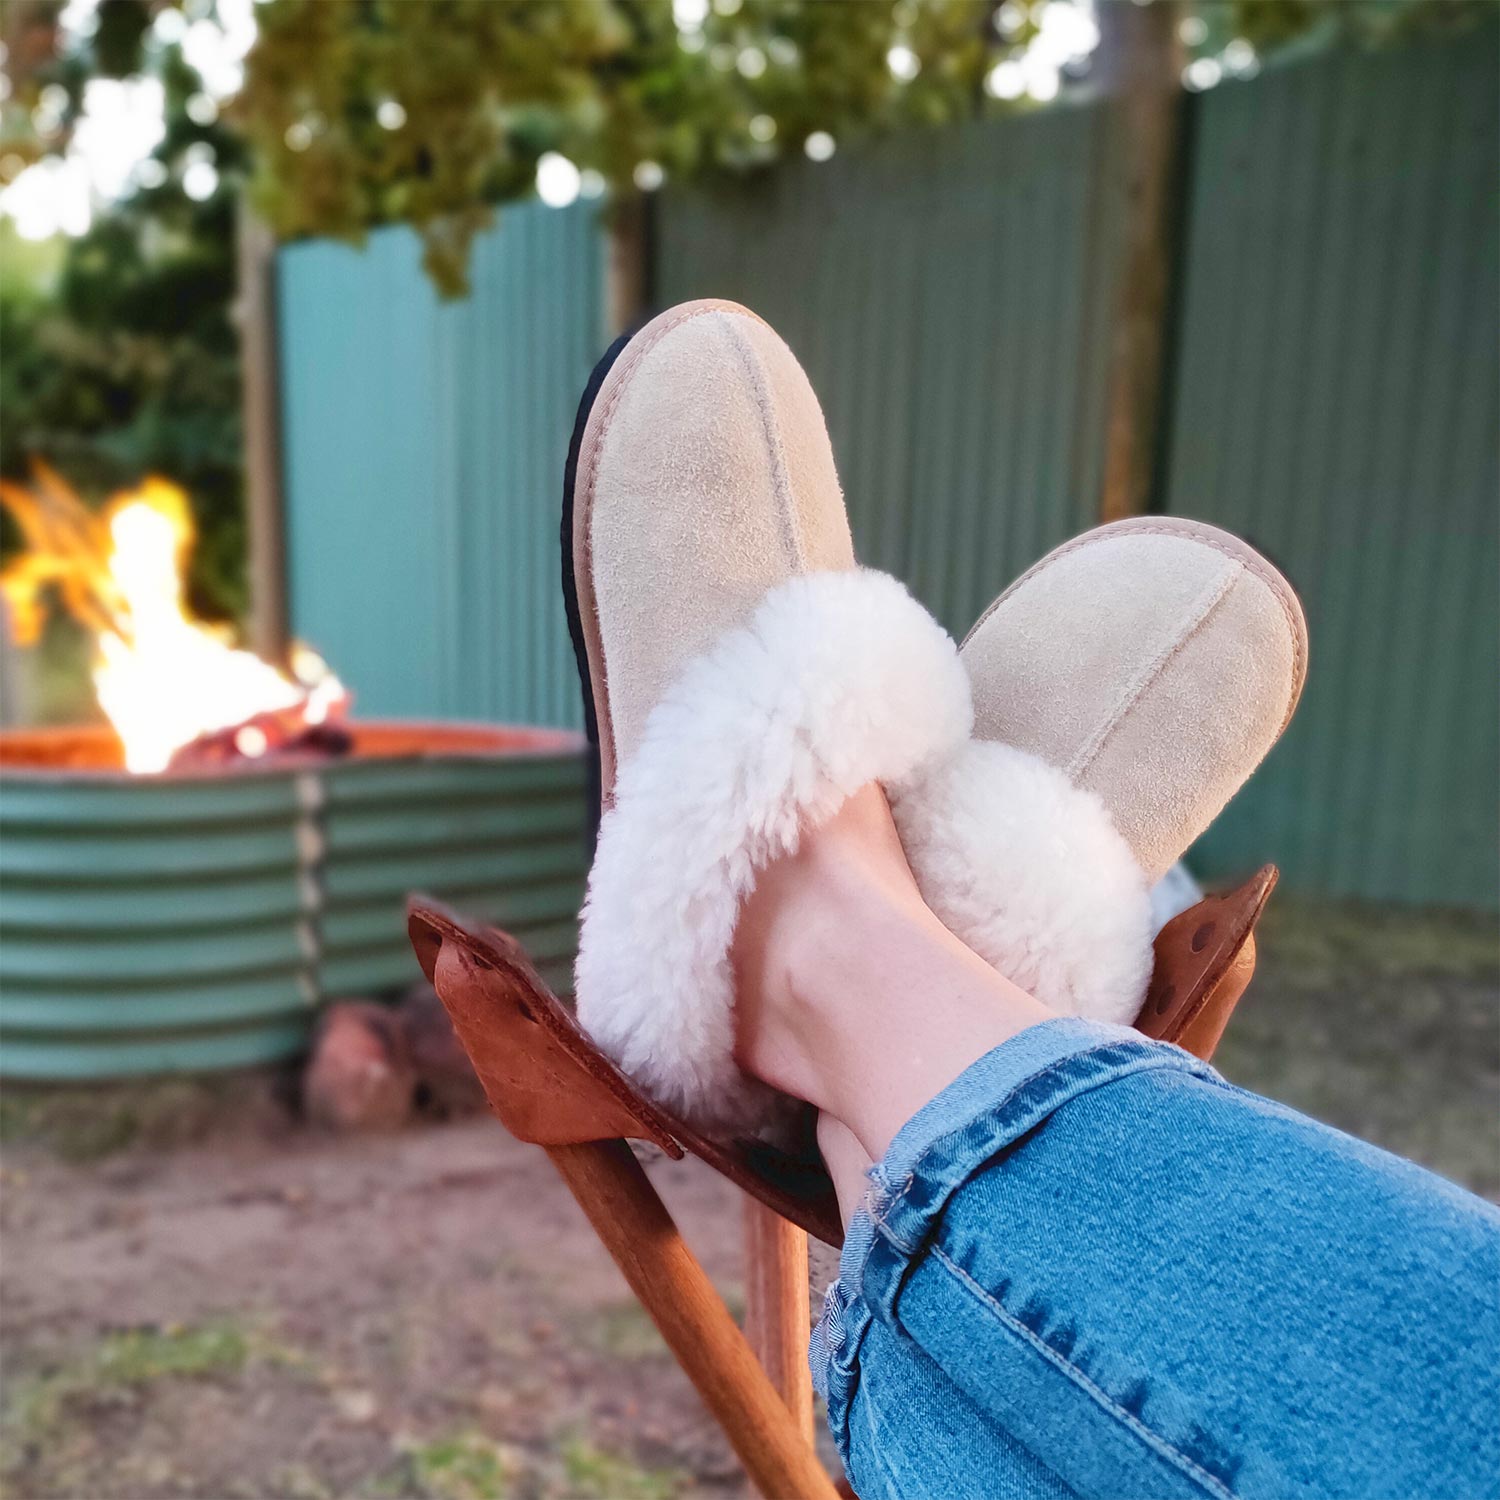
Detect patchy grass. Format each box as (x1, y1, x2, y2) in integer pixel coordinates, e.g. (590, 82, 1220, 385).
(0, 1071, 290, 1163)
(590, 1301, 669, 1362)
(1254, 897, 1498, 987)
(0, 1089, 145, 1163)
(0, 1319, 311, 1483)
(7, 1321, 250, 1424)
(401, 1430, 519, 1500)
(387, 1430, 684, 1500)
(586, 1287, 745, 1364)
(265, 1464, 342, 1500)
(79, 1322, 254, 1385)
(559, 1436, 685, 1499)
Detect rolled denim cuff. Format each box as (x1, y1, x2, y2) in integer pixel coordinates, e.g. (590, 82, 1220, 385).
(811, 1017, 1221, 1442)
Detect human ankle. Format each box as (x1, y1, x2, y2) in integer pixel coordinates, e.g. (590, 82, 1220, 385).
(732, 788, 1056, 1155)
(732, 793, 928, 1107)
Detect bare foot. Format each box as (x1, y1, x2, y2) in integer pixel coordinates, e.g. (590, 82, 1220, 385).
(732, 784, 1052, 1161)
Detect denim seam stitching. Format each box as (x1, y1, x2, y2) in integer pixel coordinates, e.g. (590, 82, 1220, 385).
(873, 1047, 1217, 1255)
(931, 1245, 1238, 1500)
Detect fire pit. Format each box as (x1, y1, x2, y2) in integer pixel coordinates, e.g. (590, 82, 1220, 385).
(0, 721, 588, 1079)
(0, 468, 587, 1079)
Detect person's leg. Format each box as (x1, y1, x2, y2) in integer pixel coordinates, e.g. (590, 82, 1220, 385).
(732, 787, 1500, 1500)
(813, 1028, 1500, 1500)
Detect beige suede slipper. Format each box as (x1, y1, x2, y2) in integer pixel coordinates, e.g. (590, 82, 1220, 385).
(566, 300, 975, 1135)
(566, 299, 860, 802)
(968, 516, 1306, 882)
(893, 517, 1306, 1027)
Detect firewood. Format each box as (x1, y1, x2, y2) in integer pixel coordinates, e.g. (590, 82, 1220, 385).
(302, 1001, 415, 1132)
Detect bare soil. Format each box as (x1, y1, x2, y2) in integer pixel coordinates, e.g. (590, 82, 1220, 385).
(1, 897, 1495, 1500)
(2, 1097, 767, 1500)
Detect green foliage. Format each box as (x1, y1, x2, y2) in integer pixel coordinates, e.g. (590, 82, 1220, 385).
(1209, 0, 1494, 59)
(1, 39, 248, 619)
(232, 0, 1499, 296)
(236, 0, 1009, 294)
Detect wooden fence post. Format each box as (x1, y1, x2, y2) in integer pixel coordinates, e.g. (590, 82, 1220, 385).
(607, 194, 650, 338)
(237, 204, 291, 666)
(1098, 0, 1188, 523)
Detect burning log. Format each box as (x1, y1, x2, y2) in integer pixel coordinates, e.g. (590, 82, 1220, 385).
(168, 704, 355, 771)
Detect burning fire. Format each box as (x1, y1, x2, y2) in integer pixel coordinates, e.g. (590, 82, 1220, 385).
(1, 464, 346, 773)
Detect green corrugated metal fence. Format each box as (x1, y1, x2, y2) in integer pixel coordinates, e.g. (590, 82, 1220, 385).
(278, 202, 602, 729)
(276, 30, 1498, 907)
(657, 105, 1129, 642)
(1162, 34, 1499, 904)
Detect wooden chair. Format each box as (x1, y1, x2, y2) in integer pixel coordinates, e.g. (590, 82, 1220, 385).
(407, 865, 1276, 1499)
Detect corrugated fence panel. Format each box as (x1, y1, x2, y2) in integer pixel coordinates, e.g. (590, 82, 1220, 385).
(278, 202, 603, 728)
(1166, 32, 1499, 904)
(276, 32, 1496, 909)
(655, 106, 1128, 641)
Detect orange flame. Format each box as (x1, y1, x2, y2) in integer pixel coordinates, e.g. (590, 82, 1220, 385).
(1, 464, 345, 773)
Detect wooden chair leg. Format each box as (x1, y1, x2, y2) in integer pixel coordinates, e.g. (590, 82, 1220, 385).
(546, 1138, 840, 1500)
(743, 1197, 814, 1441)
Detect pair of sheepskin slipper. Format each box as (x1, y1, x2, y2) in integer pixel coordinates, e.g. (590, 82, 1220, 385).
(566, 301, 1306, 1136)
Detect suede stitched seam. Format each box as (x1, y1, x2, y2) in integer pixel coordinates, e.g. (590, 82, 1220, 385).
(872, 1044, 1218, 1248)
(575, 300, 774, 788)
(715, 311, 807, 568)
(1065, 562, 1241, 782)
(961, 518, 1306, 737)
(931, 1245, 1238, 1500)
(581, 302, 772, 503)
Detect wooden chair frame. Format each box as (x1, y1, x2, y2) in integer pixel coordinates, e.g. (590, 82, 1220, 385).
(408, 867, 1275, 1499)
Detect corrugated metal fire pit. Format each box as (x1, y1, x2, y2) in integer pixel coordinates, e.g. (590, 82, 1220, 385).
(0, 722, 588, 1079)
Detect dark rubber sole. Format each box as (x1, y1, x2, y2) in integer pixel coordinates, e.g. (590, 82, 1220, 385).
(560, 325, 639, 846)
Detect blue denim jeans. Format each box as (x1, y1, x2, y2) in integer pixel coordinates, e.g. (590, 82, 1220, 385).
(810, 1019, 1500, 1499)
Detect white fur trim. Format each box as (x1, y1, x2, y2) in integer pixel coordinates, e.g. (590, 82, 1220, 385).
(891, 741, 1154, 1025)
(576, 569, 972, 1132)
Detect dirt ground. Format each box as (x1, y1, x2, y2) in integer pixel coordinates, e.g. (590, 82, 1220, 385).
(2, 897, 1496, 1500)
